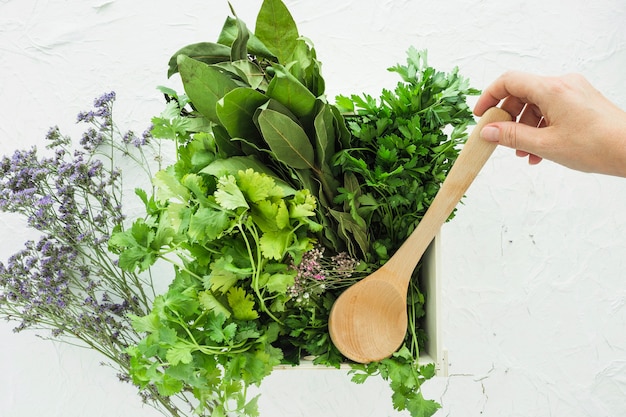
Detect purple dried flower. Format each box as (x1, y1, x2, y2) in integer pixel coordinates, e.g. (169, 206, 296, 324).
(80, 127, 104, 150)
(287, 246, 361, 304)
(94, 91, 116, 108)
(122, 130, 137, 144)
(77, 111, 96, 123)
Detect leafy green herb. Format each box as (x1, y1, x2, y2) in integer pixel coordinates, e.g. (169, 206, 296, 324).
(334, 47, 479, 264)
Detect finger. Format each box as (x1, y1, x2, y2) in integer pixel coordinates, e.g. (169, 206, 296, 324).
(500, 96, 528, 120)
(528, 154, 543, 165)
(519, 103, 543, 127)
(537, 116, 547, 128)
(480, 120, 545, 157)
(474, 71, 547, 116)
(516, 150, 543, 165)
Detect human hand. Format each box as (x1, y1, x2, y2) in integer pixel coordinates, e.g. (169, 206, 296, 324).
(473, 71, 626, 177)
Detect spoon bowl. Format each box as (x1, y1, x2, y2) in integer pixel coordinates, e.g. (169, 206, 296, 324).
(328, 107, 513, 363)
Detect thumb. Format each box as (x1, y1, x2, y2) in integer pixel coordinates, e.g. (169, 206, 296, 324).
(480, 121, 543, 155)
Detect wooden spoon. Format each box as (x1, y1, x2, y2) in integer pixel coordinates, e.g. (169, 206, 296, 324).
(328, 107, 512, 363)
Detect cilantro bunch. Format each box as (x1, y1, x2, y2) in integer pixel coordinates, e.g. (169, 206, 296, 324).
(112, 167, 327, 414)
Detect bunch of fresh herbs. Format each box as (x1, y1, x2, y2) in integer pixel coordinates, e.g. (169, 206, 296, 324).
(0, 0, 478, 416)
(108, 1, 478, 416)
(0, 92, 197, 416)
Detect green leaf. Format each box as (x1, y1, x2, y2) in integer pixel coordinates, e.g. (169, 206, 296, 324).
(229, 15, 250, 61)
(155, 373, 184, 396)
(226, 287, 259, 320)
(198, 290, 231, 318)
(266, 65, 317, 118)
(202, 155, 268, 178)
(329, 208, 369, 256)
(214, 174, 249, 210)
(242, 395, 261, 417)
(251, 199, 289, 232)
(334, 95, 355, 112)
(130, 312, 160, 333)
(205, 255, 253, 293)
(255, 0, 299, 63)
(167, 42, 231, 78)
(216, 88, 268, 144)
(260, 272, 294, 293)
(205, 267, 238, 294)
(211, 123, 242, 157)
(420, 363, 437, 379)
(150, 113, 192, 142)
(215, 60, 266, 90)
(236, 168, 283, 203)
(181, 173, 210, 205)
(177, 54, 239, 123)
(108, 219, 157, 272)
(158, 326, 178, 345)
(217, 16, 277, 59)
(188, 207, 230, 242)
(259, 229, 291, 260)
(153, 168, 190, 203)
(289, 189, 317, 219)
(350, 372, 370, 385)
(403, 392, 441, 417)
(313, 102, 335, 167)
(166, 342, 194, 366)
(164, 287, 200, 317)
(206, 312, 236, 343)
(288, 38, 325, 96)
(257, 109, 315, 169)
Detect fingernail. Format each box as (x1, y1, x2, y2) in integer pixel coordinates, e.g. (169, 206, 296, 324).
(480, 126, 500, 142)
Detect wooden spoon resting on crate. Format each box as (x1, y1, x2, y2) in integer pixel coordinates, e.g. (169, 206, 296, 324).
(328, 107, 512, 363)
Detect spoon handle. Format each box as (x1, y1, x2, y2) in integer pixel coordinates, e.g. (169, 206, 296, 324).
(387, 107, 513, 282)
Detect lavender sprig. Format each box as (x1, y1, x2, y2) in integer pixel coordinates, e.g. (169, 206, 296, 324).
(0, 93, 188, 417)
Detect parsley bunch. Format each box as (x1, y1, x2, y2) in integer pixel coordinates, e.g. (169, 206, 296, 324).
(335, 48, 479, 264)
(332, 48, 478, 416)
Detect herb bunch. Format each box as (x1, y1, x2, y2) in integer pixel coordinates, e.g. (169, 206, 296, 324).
(334, 48, 479, 265)
(0, 93, 193, 416)
(109, 1, 478, 417)
(0, 0, 479, 416)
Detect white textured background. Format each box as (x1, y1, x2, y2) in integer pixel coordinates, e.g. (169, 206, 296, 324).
(1, 0, 626, 416)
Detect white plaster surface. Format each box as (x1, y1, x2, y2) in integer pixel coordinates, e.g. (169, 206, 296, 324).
(1, 0, 626, 416)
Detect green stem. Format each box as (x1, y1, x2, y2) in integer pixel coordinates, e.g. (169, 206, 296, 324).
(237, 221, 283, 325)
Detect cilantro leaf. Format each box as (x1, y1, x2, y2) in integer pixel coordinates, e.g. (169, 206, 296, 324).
(227, 287, 259, 320)
(198, 290, 231, 318)
(236, 168, 283, 202)
(155, 373, 185, 396)
(206, 313, 238, 343)
(259, 230, 291, 260)
(205, 255, 252, 293)
(166, 342, 194, 366)
(188, 207, 231, 242)
(251, 199, 289, 232)
(215, 174, 249, 210)
(154, 167, 191, 203)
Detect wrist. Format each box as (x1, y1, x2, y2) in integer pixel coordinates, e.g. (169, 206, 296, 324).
(602, 109, 626, 177)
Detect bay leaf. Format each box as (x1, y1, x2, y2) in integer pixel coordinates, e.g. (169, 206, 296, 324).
(257, 109, 315, 170)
